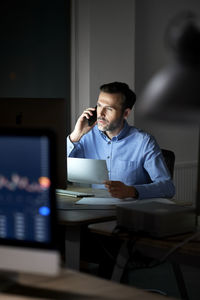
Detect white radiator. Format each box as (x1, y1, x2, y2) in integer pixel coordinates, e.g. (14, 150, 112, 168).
(174, 161, 198, 204)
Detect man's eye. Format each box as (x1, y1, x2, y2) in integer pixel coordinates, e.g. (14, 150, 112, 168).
(107, 107, 112, 111)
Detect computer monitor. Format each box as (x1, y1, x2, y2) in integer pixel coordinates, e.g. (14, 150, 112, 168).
(0, 128, 60, 277)
(0, 97, 67, 189)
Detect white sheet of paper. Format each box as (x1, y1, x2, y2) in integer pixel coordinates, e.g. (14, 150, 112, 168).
(76, 197, 175, 205)
(76, 197, 133, 205)
(67, 157, 109, 184)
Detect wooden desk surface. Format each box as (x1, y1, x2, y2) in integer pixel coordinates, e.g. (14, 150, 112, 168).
(57, 186, 116, 225)
(58, 209, 116, 225)
(0, 269, 176, 300)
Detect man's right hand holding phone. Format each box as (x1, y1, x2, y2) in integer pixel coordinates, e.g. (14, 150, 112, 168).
(70, 107, 97, 143)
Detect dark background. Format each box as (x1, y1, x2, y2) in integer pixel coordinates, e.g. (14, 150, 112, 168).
(0, 0, 70, 129)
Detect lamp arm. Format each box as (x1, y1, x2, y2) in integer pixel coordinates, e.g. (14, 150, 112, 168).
(195, 128, 200, 226)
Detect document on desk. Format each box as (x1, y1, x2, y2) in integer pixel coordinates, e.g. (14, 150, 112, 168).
(67, 157, 109, 184)
(76, 197, 175, 206)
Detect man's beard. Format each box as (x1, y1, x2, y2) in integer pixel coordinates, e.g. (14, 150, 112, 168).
(97, 115, 124, 132)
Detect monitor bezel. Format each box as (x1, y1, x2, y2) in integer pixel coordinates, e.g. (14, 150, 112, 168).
(0, 127, 59, 251)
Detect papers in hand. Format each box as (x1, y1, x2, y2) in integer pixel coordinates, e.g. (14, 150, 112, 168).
(76, 197, 175, 206)
(67, 157, 109, 184)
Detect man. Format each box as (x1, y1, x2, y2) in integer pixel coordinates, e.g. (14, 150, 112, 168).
(67, 81, 175, 200)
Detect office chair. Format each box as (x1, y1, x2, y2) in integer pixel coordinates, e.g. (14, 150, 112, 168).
(161, 149, 175, 179)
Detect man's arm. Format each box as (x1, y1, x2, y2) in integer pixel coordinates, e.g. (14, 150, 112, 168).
(134, 180, 175, 200)
(70, 107, 97, 142)
(104, 167, 175, 200)
(67, 107, 97, 157)
(104, 138, 175, 200)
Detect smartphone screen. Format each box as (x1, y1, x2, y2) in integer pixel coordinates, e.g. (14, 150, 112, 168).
(88, 106, 97, 126)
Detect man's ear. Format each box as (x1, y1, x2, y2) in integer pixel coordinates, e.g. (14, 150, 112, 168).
(123, 108, 131, 119)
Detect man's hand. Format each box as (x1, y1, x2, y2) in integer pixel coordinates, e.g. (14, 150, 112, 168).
(70, 107, 97, 142)
(104, 180, 138, 199)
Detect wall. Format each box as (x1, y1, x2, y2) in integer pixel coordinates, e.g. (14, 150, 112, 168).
(0, 0, 71, 134)
(70, 0, 135, 127)
(0, 0, 69, 99)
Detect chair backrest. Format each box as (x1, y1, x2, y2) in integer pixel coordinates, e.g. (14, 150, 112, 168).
(161, 149, 175, 179)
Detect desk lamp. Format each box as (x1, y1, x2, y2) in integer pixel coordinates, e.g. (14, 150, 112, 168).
(138, 12, 200, 228)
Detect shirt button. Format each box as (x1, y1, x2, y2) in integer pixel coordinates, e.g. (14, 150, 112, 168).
(107, 156, 110, 159)
(107, 141, 111, 145)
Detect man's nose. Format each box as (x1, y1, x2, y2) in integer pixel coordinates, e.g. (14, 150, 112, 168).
(99, 107, 106, 116)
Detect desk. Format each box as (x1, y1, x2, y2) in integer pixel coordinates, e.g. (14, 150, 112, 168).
(0, 269, 175, 300)
(56, 186, 116, 270)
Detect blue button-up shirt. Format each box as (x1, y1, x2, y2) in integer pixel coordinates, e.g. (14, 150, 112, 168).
(67, 121, 175, 199)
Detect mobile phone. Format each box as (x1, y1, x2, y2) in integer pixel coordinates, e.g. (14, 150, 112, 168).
(88, 106, 97, 126)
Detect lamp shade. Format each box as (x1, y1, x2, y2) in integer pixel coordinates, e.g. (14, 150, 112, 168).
(137, 12, 200, 124)
(138, 62, 200, 124)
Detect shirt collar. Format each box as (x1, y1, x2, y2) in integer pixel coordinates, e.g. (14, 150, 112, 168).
(98, 120, 131, 142)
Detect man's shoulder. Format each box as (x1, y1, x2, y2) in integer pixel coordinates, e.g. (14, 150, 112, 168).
(128, 125, 153, 140)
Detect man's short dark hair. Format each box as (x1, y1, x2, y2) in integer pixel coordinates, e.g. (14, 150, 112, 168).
(99, 82, 136, 110)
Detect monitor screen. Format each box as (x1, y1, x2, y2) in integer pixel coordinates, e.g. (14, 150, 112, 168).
(0, 97, 67, 189)
(0, 129, 60, 276)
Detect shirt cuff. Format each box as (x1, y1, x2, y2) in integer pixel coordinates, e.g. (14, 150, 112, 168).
(133, 185, 151, 200)
(67, 136, 75, 156)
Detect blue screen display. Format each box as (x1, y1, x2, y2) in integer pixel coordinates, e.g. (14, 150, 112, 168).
(0, 135, 52, 243)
